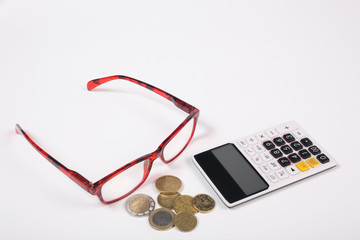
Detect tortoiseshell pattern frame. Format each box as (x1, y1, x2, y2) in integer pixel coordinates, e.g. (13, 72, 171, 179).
(16, 75, 199, 204)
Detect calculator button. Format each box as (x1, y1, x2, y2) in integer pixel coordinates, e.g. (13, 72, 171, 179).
(260, 164, 271, 174)
(292, 130, 306, 139)
(296, 161, 310, 172)
(265, 129, 278, 138)
(270, 149, 283, 158)
(276, 122, 298, 134)
(306, 157, 320, 168)
(260, 152, 273, 162)
(283, 134, 296, 143)
(299, 149, 311, 159)
(268, 161, 281, 171)
(317, 154, 330, 164)
(246, 137, 258, 145)
(256, 132, 268, 141)
(278, 157, 291, 167)
(267, 173, 279, 183)
(288, 153, 301, 163)
(290, 141, 303, 151)
(253, 144, 265, 153)
(285, 166, 300, 175)
(245, 147, 256, 156)
(280, 145, 293, 155)
(273, 137, 286, 146)
(300, 138, 313, 147)
(263, 141, 275, 150)
(308, 146, 321, 155)
(252, 156, 263, 165)
(238, 139, 248, 148)
(275, 169, 289, 180)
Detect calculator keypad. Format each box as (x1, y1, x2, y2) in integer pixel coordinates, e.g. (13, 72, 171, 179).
(238, 124, 332, 185)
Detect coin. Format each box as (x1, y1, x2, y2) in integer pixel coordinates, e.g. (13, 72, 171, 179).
(125, 194, 155, 217)
(148, 208, 175, 231)
(155, 175, 182, 193)
(192, 194, 215, 213)
(173, 195, 197, 214)
(157, 192, 181, 209)
(174, 211, 198, 232)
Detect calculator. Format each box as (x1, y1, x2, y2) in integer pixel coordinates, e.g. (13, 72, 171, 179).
(193, 121, 337, 208)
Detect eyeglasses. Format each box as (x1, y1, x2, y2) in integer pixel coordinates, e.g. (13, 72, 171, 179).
(16, 75, 199, 204)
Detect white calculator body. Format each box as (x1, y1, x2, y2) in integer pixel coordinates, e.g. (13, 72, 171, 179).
(193, 121, 337, 208)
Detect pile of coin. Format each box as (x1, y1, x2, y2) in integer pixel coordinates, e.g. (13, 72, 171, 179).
(150, 175, 215, 232)
(125, 175, 215, 232)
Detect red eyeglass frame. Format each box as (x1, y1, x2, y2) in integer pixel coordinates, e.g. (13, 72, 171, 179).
(16, 75, 199, 204)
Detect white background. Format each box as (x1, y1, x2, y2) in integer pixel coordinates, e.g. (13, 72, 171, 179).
(1, 0, 360, 239)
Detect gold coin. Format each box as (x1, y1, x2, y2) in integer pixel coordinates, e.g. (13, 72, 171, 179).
(129, 196, 151, 213)
(148, 208, 175, 231)
(155, 175, 182, 193)
(157, 192, 181, 209)
(192, 194, 215, 213)
(174, 211, 197, 232)
(173, 195, 197, 214)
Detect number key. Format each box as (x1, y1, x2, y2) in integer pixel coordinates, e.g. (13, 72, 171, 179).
(308, 146, 321, 155)
(280, 145, 293, 155)
(317, 154, 330, 164)
(273, 137, 286, 146)
(270, 149, 283, 158)
(283, 134, 295, 143)
(278, 157, 291, 167)
(263, 141, 276, 150)
(288, 153, 301, 163)
(290, 141, 303, 151)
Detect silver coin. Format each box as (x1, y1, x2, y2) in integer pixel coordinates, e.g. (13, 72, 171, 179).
(125, 194, 155, 217)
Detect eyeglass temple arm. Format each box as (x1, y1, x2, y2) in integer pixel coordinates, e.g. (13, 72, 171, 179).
(15, 124, 93, 193)
(87, 75, 198, 114)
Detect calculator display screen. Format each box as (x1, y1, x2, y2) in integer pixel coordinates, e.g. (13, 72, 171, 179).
(194, 143, 269, 204)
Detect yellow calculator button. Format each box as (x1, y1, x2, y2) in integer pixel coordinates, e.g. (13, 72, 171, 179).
(296, 161, 310, 172)
(306, 157, 320, 168)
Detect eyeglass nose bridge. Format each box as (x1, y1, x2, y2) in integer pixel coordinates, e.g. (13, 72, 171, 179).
(157, 113, 198, 164)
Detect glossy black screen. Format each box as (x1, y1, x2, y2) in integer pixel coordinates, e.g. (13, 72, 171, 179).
(194, 143, 269, 204)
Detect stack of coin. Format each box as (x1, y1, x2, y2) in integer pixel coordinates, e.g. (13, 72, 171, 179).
(149, 175, 215, 232)
(156, 175, 182, 210)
